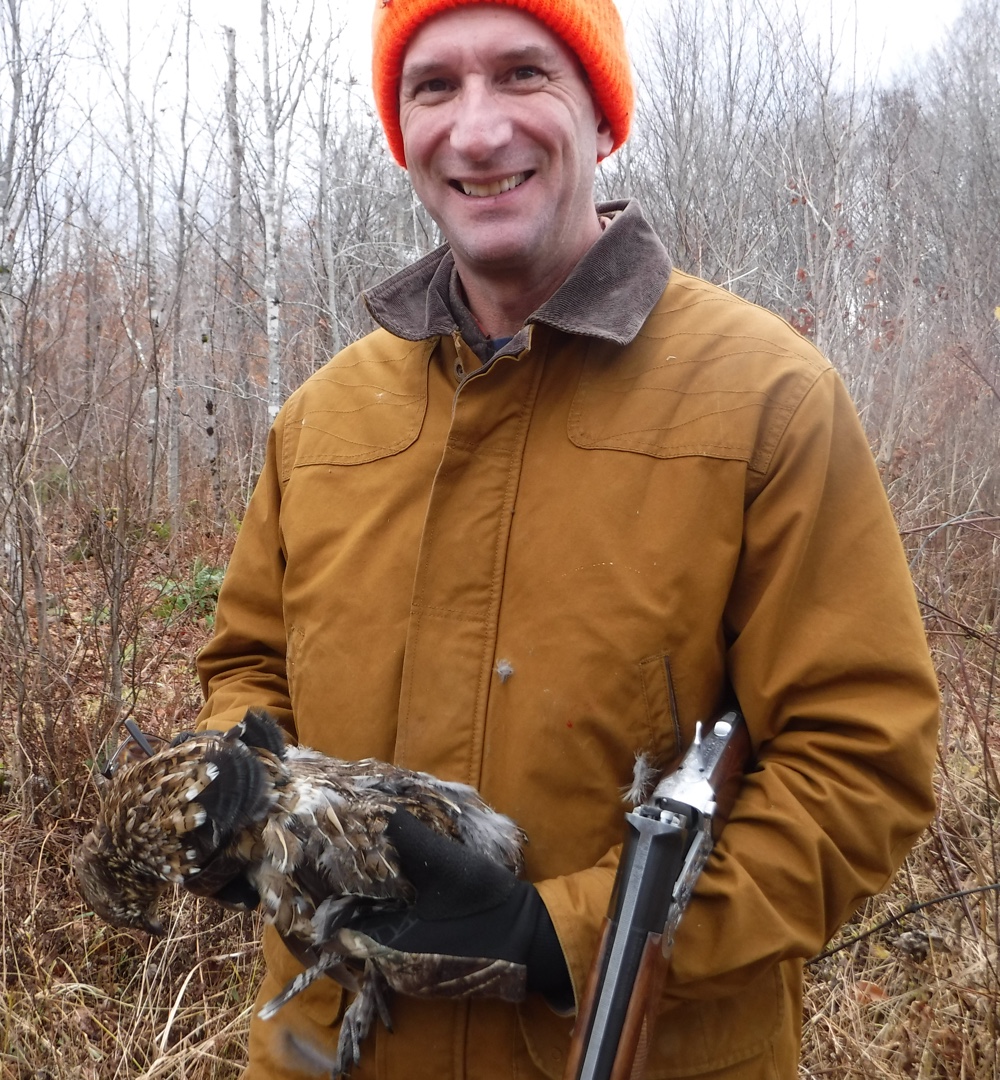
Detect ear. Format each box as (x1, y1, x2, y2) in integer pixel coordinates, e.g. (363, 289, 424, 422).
(595, 112, 614, 163)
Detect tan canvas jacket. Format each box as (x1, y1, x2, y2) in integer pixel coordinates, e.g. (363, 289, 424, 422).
(197, 201, 939, 1079)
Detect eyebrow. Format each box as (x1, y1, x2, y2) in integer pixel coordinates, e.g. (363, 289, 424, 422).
(400, 44, 560, 87)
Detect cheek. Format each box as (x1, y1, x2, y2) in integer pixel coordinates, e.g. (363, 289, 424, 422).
(400, 107, 453, 162)
(405, 160, 440, 211)
(399, 112, 430, 167)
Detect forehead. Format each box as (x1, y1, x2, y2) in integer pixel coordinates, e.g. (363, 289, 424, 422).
(402, 5, 575, 75)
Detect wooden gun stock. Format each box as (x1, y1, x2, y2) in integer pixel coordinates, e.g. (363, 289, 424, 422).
(565, 922, 667, 1080)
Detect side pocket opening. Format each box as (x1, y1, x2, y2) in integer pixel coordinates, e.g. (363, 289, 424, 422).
(638, 652, 682, 767)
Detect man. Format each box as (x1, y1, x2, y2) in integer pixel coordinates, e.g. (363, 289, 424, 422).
(195, 1, 940, 1077)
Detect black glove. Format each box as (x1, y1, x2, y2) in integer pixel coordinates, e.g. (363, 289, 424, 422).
(346, 809, 572, 1010)
(184, 858, 261, 909)
(168, 729, 200, 747)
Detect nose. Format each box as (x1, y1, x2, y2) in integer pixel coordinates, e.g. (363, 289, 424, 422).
(449, 78, 513, 161)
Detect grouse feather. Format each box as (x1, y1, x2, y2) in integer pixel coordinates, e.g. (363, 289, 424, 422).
(75, 708, 525, 1076)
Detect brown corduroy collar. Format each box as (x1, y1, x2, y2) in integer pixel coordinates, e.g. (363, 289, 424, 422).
(362, 199, 672, 363)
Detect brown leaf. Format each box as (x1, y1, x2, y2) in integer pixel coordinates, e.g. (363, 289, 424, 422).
(854, 979, 889, 1004)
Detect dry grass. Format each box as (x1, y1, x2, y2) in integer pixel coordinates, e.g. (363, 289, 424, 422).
(803, 822, 999, 1078)
(0, 534, 264, 1080)
(0, 794, 264, 1080)
(1, 528, 998, 1079)
(801, 621, 1000, 1079)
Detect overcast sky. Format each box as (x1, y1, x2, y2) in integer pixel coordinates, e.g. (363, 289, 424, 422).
(261, 0, 961, 66)
(74, 0, 965, 102)
(217, 0, 964, 77)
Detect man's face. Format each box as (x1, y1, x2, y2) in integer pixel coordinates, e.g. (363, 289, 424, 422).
(398, 6, 614, 287)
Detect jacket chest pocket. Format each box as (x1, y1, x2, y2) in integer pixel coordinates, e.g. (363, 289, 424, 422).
(280, 338, 432, 476)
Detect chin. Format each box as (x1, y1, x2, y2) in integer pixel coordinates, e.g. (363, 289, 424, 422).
(454, 235, 539, 273)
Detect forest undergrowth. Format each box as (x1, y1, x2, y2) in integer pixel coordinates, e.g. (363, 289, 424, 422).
(0, 508, 997, 1079)
(2, 0, 999, 1073)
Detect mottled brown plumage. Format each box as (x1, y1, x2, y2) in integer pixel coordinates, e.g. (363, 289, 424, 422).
(75, 708, 525, 1076)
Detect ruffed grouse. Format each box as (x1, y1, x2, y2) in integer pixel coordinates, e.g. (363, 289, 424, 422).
(74, 708, 526, 1076)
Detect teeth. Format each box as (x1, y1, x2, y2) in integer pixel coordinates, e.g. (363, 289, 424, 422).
(460, 172, 527, 198)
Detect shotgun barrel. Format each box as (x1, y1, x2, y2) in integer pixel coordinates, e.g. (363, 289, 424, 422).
(564, 709, 751, 1080)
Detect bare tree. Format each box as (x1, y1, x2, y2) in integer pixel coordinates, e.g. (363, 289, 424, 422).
(216, 23, 247, 483)
(310, 41, 344, 358)
(258, 0, 313, 426)
(0, 0, 73, 806)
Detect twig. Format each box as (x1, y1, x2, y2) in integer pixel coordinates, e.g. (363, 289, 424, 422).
(810, 882, 1000, 962)
(918, 598, 1000, 649)
(906, 510, 999, 571)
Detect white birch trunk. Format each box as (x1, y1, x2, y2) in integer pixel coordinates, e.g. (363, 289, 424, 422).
(316, 53, 340, 357)
(200, 296, 224, 519)
(223, 24, 251, 452)
(0, 0, 63, 806)
(119, 13, 161, 497)
(166, 4, 194, 538)
(260, 0, 283, 425)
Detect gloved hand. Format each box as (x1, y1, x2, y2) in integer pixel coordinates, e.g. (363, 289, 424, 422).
(168, 729, 201, 747)
(184, 858, 261, 909)
(345, 809, 573, 1010)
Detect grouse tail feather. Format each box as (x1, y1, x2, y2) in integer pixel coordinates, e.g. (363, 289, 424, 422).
(198, 741, 274, 840)
(232, 708, 288, 758)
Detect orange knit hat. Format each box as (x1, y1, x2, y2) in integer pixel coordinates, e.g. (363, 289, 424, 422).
(371, 0, 634, 167)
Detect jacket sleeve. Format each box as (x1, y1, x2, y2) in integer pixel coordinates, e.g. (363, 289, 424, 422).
(195, 421, 296, 737)
(537, 366, 939, 1005)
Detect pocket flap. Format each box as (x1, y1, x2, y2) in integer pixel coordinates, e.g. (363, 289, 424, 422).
(281, 335, 432, 475)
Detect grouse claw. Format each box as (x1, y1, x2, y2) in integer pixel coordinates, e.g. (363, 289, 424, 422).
(259, 950, 347, 1021)
(371, 968, 393, 1033)
(332, 1010, 361, 1077)
(333, 969, 382, 1077)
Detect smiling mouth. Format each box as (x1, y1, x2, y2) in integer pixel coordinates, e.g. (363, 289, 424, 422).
(452, 172, 531, 198)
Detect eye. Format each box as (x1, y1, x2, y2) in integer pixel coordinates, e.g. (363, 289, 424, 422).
(510, 65, 543, 82)
(413, 77, 453, 98)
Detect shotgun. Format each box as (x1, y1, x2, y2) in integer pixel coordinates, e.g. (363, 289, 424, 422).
(564, 708, 752, 1080)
